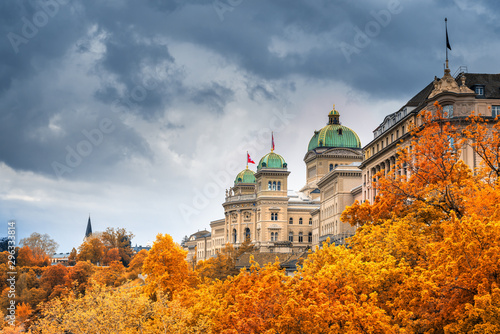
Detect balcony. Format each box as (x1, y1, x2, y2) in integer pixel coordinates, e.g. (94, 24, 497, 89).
(225, 194, 257, 203)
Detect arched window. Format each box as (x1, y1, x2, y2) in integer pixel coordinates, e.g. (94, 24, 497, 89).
(329, 164, 333, 171)
(309, 218, 312, 225)
(272, 181, 276, 190)
(299, 218, 303, 225)
(289, 232, 293, 242)
(277, 181, 281, 191)
(245, 228, 251, 241)
(443, 105, 454, 118)
(268, 181, 272, 190)
(308, 232, 312, 243)
(232, 229, 237, 243)
(270, 232, 275, 241)
(298, 232, 303, 242)
(289, 217, 293, 224)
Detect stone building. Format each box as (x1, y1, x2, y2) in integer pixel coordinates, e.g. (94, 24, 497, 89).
(182, 64, 500, 264)
(360, 64, 500, 203)
(183, 106, 364, 261)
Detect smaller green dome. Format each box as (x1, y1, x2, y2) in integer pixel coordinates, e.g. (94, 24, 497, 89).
(257, 151, 287, 170)
(234, 168, 256, 184)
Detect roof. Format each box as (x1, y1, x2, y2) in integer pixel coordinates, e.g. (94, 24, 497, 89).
(189, 230, 211, 240)
(257, 151, 287, 170)
(234, 168, 256, 184)
(308, 109, 361, 151)
(460, 73, 500, 98)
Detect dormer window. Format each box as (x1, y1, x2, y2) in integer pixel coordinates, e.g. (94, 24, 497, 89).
(475, 86, 484, 96)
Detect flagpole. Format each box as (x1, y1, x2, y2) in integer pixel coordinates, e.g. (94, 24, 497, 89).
(445, 18, 448, 69)
(246, 151, 248, 169)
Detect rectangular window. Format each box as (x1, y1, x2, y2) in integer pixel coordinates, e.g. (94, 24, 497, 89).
(396, 130, 399, 138)
(391, 134, 394, 142)
(402, 126, 405, 134)
(492, 105, 500, 117)
(475, 86, 484, 95)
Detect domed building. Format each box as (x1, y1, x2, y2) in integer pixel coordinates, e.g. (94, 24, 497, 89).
(184, 104, 363, 262)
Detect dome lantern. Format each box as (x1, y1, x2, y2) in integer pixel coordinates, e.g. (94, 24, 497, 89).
(328, 104, 340, 125)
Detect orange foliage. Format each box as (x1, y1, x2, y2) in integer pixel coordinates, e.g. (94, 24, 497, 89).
(143, 234, 197, 299)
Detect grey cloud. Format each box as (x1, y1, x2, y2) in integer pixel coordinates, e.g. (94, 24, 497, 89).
(192, 82, 234, 113)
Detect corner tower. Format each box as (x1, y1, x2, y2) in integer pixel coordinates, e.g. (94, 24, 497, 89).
(254, 149, 290, 249)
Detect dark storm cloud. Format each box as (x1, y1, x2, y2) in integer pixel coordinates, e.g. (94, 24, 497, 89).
(1, 0, 500, 179)
(192, 82, 234, 113)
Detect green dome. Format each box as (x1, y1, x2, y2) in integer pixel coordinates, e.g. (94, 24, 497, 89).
(257, 151, 287, 170)
(308, 106, 361, 151)
(234, 168, 256, 184)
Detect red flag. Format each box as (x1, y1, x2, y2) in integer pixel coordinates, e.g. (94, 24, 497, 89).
(247, 152, 255, 164)
(272, 132, 275, 151)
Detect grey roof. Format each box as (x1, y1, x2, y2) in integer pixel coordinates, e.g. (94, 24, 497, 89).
(189, 230, 211, 239)
(460, 73, 500, 99)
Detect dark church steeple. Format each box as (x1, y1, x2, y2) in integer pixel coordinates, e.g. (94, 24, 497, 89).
(85, 216, 92, 238)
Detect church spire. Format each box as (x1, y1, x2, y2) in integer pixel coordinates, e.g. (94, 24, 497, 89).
(85, 215, 92, 238)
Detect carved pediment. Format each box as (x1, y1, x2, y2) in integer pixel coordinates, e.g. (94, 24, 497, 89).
(429, 70, 474, 98)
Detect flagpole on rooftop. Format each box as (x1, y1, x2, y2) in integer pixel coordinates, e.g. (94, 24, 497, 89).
(445, 18, 451, 71)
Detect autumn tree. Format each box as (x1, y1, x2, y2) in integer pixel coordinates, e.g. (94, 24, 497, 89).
(77, 236, 105, 265)
(20, 233, 58, 263)
(29, 284, 153, 334)
(196, 239, 255, 282)
(40, 264, 69, 299)
(68, 247, 77, 266)
(103, 247, 121, 266)
(339, 105, 500, 332)
(66, 261, 94, 294)
(142, 234, 197, 299)
(126, 249, 148, 280)
(101, 227, 134, 266)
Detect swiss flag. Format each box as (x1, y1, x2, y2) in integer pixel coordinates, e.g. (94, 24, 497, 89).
(247, 153, 255, 164)
(272, 132, 275, 151)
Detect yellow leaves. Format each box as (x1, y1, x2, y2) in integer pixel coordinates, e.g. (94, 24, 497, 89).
(142, 233, 197, 298)
(29, 284, 153, 334)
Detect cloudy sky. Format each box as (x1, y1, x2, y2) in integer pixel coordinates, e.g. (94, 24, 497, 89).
(1, 0, 499, 252)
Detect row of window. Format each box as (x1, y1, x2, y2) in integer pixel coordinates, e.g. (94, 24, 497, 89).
(289, 217, 312, 225)
(371, 124, 406, 157)
(231, 228, 313, 243)
(288, 231, 312, 243)
(268, 181, 282, 191)
(233, 228, 251, 243)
